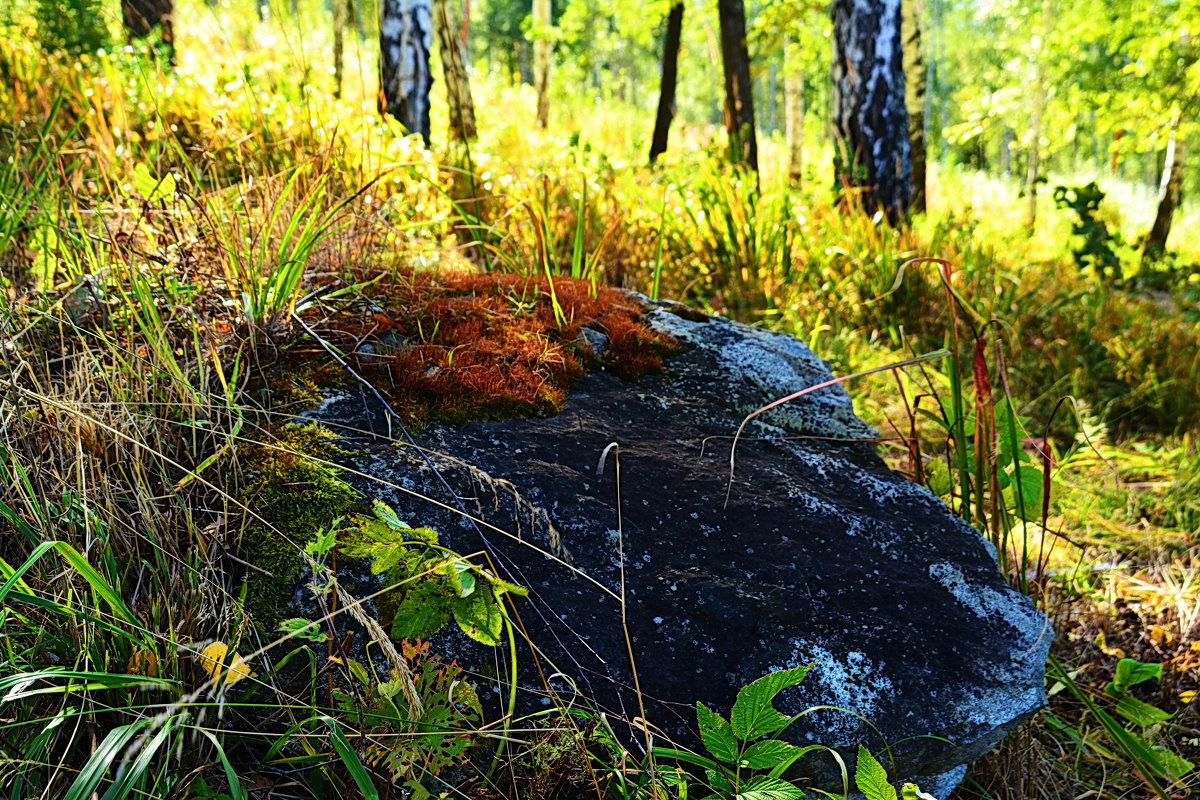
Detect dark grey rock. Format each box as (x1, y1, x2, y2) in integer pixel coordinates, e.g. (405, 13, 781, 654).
(305, 303, 1051, 796)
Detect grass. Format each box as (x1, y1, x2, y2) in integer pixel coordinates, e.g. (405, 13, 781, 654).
(1, 2, 1198, 798)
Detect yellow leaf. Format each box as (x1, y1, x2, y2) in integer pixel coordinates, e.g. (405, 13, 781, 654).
(127, 649, 158, 677)
(1181, 690, 1197, 705)
(198, 641, 256, 686)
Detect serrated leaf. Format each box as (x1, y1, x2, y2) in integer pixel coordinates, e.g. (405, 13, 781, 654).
(697, 702, 739, 763)
(389, 582, 453, 640)
(854, 746, 896, 800)
(372, 499, 409, 530)
(1116, 694, 1172, 727)
(706, 768, 734, 797)
(735, 775, 806, 800)
(730, 666, 811, 740)
(737, 739, 804, 769)
(451, 587, 504, 645)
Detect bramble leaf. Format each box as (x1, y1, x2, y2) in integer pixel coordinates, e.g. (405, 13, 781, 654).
(735, 775, 806, 800)
(697, 702, 739, 763)
(730, 666, 810, 740)
(855, 746, 896, 800)
(451, 588, 504, 645)
(737, 739, 805, 769)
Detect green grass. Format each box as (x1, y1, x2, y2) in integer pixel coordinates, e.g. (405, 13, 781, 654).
(0, 5, 1198, 798)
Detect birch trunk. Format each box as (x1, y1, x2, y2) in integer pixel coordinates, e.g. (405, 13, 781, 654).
(1144, 114, 1185, 258)
(380, 0, 434, 145)
(831, 0, 911, 223)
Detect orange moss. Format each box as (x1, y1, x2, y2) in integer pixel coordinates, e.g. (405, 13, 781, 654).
(321, 269, 680, 425)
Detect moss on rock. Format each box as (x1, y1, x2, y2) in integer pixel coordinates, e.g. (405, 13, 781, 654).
(238, 422, 358, 622)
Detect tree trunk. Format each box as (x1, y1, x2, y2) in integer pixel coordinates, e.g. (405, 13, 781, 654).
(903, 0, 927, 214)
(532, 0, 552, 128)
(831, 0, 911, 224)
(1143, 114, 1184, 259)
(121, 0, 174, 62)
(783, 35, 804, 184)
(434, 0, 477, 142)
(1024, 0, 1054, 233)
(717, 0, 757, 171)
(333, 0, 347, 97)
(649, 2, 684, 164)
(380, 0, 434, 145)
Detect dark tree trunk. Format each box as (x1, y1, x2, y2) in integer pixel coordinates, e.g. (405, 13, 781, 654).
(334, 0, 347, 97)
(717, 0, 758, 171)
(831, 0, 911, 224)
(380, 0, 434, 145)
(434, 0, 477, 142)
(649, 2, 684, 165)
(903, 0, 927, 214)
(121, 0, 174, 62)
(1144, 115, 1184, 259)
(784, 35, 804, 184)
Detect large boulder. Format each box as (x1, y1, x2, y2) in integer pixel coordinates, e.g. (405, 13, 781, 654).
(306, 301, 1051, 795)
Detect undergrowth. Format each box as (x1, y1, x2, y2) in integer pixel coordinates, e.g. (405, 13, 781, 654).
(1, 8, 1198, 800)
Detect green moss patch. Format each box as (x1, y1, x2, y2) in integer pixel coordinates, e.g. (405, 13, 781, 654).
(238, 422, 357, 622)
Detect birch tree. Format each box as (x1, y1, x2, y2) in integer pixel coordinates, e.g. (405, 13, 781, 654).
(380, 0, 434, 145)
(831, 0, 911, 223)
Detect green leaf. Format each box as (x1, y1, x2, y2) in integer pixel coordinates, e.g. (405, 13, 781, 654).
(441, 558, 476, 597)
(304, 526, 338, 558)
(854, 746, 897, 800)
(697, 702, 739, 763)
(318, 715, 380, 800)
(131, 162, 176, 202)
(730, 666, 811, 740)
(1113, 658, 1163, 692)
(451, 587, 504, 645)
(706, 768, 735, 798)
(1116, 695, 1172, 727)
(1148, 745, 1195, 781)
(278, 618, 328, 642)
(737, 739, 805, 769)
(389, 582, 453, 640)
(735, 775, 806, 800)
(372, 499, 409, 530)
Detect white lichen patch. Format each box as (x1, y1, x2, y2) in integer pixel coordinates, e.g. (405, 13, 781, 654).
(928, 562, 1049, 655)
(784, 642, 892, 746)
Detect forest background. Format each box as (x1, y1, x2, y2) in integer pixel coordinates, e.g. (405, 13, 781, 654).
(0, 0, 1199, 799)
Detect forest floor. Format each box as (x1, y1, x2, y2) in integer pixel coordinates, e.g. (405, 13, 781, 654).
(1, 19, 1199, 800)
